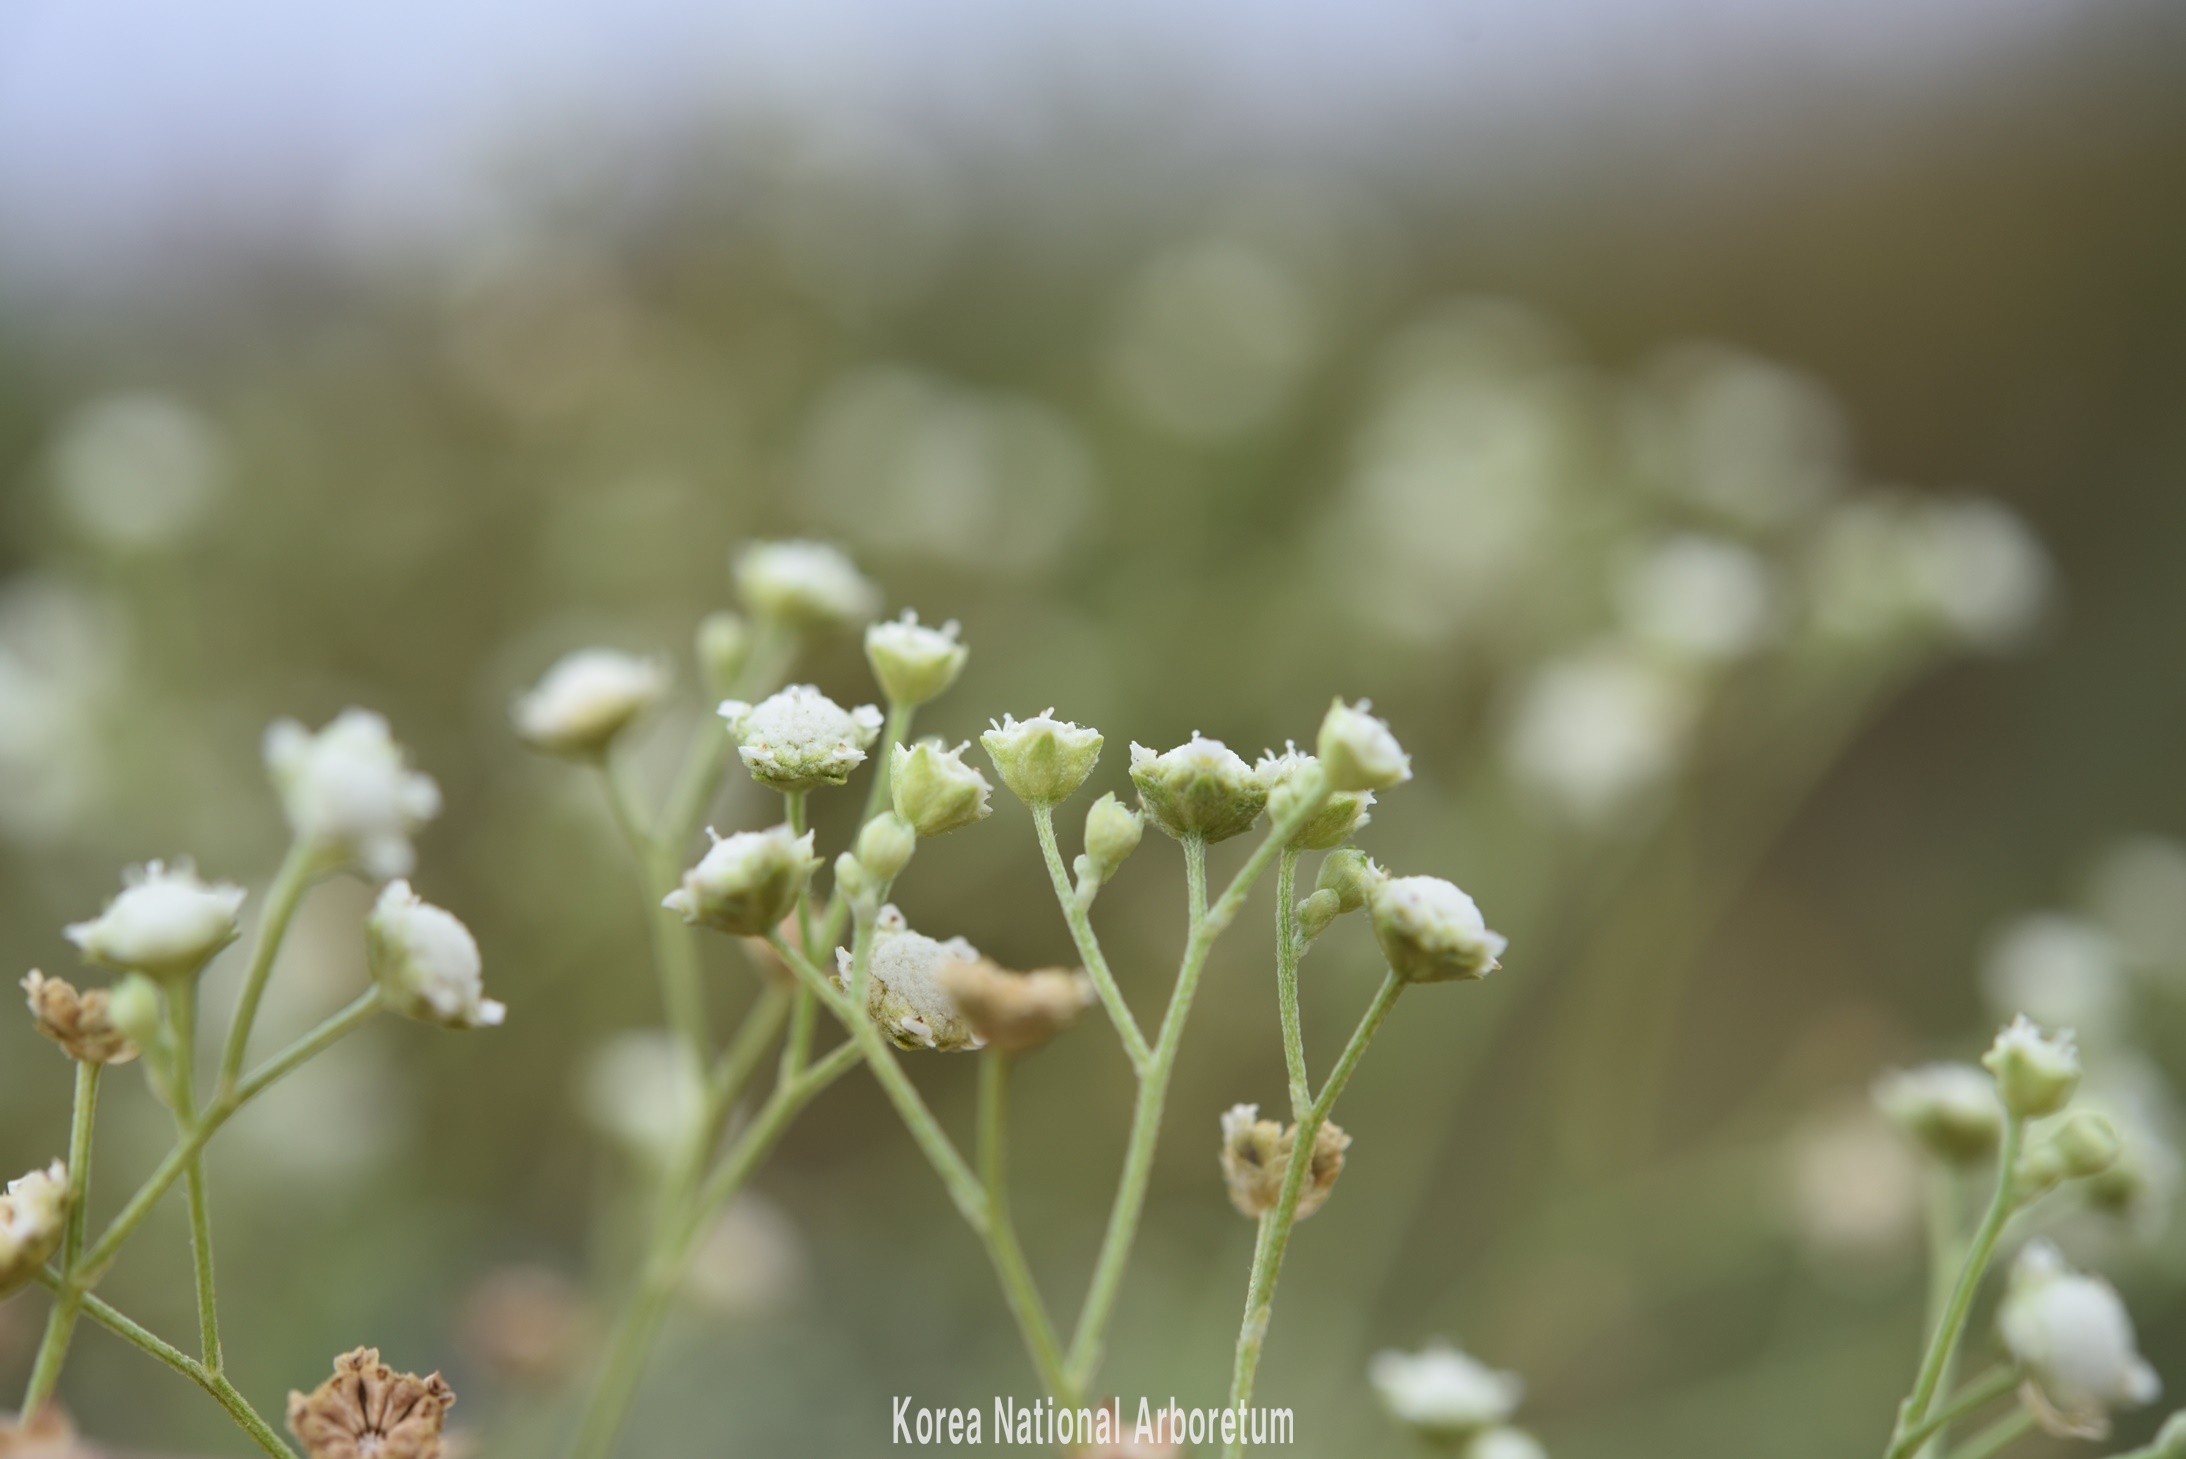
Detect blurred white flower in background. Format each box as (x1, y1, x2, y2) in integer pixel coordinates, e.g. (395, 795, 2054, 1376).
(1783, 1103, 1922, 1270)
(0, 576, 125, 840)
(1629, 343, 1846, 531)
(1616, 533, 1778, 664)
(2086, 836, 2186, 976)
(48, 393, 229, 552)
(223, 1036, 409, 1190)
(1106, 237, 1319, 443)
(579, 1030, 704, 1164)
(2074, 1057, 2184, 1241)
(1809, 495, 2050, 650)
(686, 1193, 807, 1318)
(1981, 913, 2127, 1052)
(1505, 646, 1696, 822)
(1367, 1340, 1525, 1445)
(800, 366, 1094, 572)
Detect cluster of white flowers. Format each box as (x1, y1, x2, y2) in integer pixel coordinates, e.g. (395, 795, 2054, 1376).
(265, 709, 443, 879)
(65, 860, 245, 982)
(0, 1161, 70, 1297)
(720, 684, 884, 791)
(1369, 1341, 1540, 1456)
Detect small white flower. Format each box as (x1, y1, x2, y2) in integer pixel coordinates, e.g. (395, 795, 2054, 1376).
(734, 539, 879, 629)
(864, 611, 967, 708)
(512, 648, 668, 758)
(1316, 698, 1411, 792)
(65, 859, 245, 981)
(1982, 914, 2126, 1051)
(662, 824, 819, 937)
(1983, 1015, 2081, 1120)
(1617, 533, 1776, 663)
(1783, 1105, 1923, 1266)
(1506, 648, 1695, 822)
(1468, 1429, 1549, 1459)
(0, 1161, 70, 1297)
(578, 1030, 704, 1163)
(1370, 875, 1507, 984)
(367, 880, 503, 1029)
(50, 393, 228, 552)
(264, 709, 442, 879)
(836, 905, 984, 1052)
(1128, 734, 1268, 843)
(1874, 1062, 2003, 1164)
(720, 684, 884, 791)
(981, 709, 1103, 806)
(1368, 1341, 1524, 1444)
(2000, 1240, 2159, 1437)
(1918, 497, 2050, 651)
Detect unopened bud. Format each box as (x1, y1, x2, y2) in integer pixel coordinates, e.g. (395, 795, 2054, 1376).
(1297, 889, 1344, 942)
(1083, 793, 1144, 881)
(891, 741, 994, 838)
(106, 974, 163, 1052)
(1317, 849, 1381, 915)
(697, 611, 752, 697)
(854, 812, 917, 882)
(865, 611, 967, 708)
(1317, 699, 1412, 792)
(1874, 1063, 2003, 1165)
(2053, 1112, 2122, 1180)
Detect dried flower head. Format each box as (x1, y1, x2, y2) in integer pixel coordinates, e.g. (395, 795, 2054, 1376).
(511, 648, 668, 758)
(265, 709, 442, 880)
(0, 1163, 70, 1300)
(287, 1348, 456, 1459)
(836, 906, 985, 1052)
(935, 959, 1095, 1055)
(1218, 1105, 1350, 1220)
(21, 971, 138, 1065)
(64, 860, 245, 983)
(720, 685, 883, 791)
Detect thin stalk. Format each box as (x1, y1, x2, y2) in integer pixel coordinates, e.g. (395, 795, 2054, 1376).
(20, 1062, 102, 1414)
(167, 985, 223, 1372)
(1273, 848, 1307, 1119)
(1225, 971, 1406, 1452)
(785, 788, 815, 960)
(819, 700, 916, 951)
(600, 762, 709, 1065)
(1889, 1367, 2023, 1459)
(80, 991, 381, 1286)
(979, 1048, 1073, 1402)
(1917, 1168, 1967, 1459)
(665, 615, 794, 853)
(1031, 802, 1148, 1072)
(1065, 776, 1331, 1392)
(216, 838, 320, 1099)
(46, 1276, 295, 1457)
(1939, 1410, 2034, 1459)
(1893, 1117, 2025, 1449)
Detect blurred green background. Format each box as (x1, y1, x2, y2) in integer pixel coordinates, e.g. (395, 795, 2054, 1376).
(3, 2, 2186, 1454)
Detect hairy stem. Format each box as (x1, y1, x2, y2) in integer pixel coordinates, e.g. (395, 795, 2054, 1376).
(1274, 848, 1307, 1119)
(216, 838, 320, 1099)
(20, 1062, 102, 1415)
(1889, 1366, 2023, 1459)
(979, 1048, 1074, 1402)
(1939, 1409, 2034, 1459)
(1225, 970, 1405, 1452)
(1031, 802, 1148, 1071)
(601, 763, 710, 1064)
(166, 985, 223, 1372)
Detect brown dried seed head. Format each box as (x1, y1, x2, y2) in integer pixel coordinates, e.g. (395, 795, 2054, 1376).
(287, 1348, 456, 1459)
(934, 959, 1094, 1055)
(20, 973, 138, 1066)
(1218, 1105, 1351, 1221)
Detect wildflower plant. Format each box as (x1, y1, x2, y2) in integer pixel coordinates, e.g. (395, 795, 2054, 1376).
(7, 711, 498, 1455)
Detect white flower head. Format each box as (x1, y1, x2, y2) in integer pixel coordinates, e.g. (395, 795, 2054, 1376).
(1369, 1341, 1525, 1444)
(1983, 1015, 2081, 1120)
(0, 1161, 70, 1298)
(981, 709, 1103, 806)
(1982, 913, 2126, 1051)
(264, 709, 442, 880)
(1617, 533, 1776, 663)
(1317, 698, 1411, 792)
(2000, 1240, 2160, 1437)
(720, 684, 884, 791)
(865, 611, 967, 708)
(512, 648, 669, 758)
(1129, 734, 1268, 843)
(836, 905, 984, 1052)
(2088, 836, 2186, 974)
(65, 859, 245, 982)
(1370, 875, 1507, 984)
(1259, 746, 1372, 851)
(662, 824, 819, 937)
(734, 539, 880, 629)
(1468, 1430, 1549, 1459)
(890, 740, 994, 838)
(1809, 496, 2049, 652)
(1783, 1105, 1923, 1266)
(367, 880, 504, 1029)
(1506, 648, 1696, 823)
(1874, 1062, 2004, 1165)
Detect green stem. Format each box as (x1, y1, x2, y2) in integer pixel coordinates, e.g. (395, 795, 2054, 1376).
(1225, 970, 1406, 1454)
(601, 762, 710, 1066)
(1893, 1117, 2025, 1449)
(1938, 1409, 2033, 1459)
(216, 839, 320, 1099)
(166, 983, 222, 1372)
(785, 789, 815, 965)
(1031, 802, 1149, 1072)
(1274, 849, 1307, 1120)
(1917, 1168, 1967, 1459)
(20, 1062, 102, 1415)
(79, 991, 381, 1287)
(818, 701, 916, 952)
(1889, 1367, 2023, 1459)
(665, 615, 795, 855)
(979, 1048, 1074, 1402)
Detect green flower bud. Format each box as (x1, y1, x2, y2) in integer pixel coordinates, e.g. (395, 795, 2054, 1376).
(1982, 1016, 2081, 1120)
(720, 685, 884, 792)
(1370, 875, 1507, 983)
(1260, 748, 1372, 850)
(981, 710, 1104, 806)
(1317, 698, 1412, 792)
(1128, 734, 1268, 843)
(106, 973, 164, 1053)
(663, 825, 819, 937)
(696, 611, 752, 697)
(854, 812, 918, 882)
(1083, 793, 1144, 881)
(1316, 849, 1382, 914)
(891, 741, 994, 838)
(2053, 1111, 2122, 1179)
(865, 611, 967, 708)
(1874, 1063, 2003, 1165)
(733, 539, 879, 630)
(1297, 889, 1344, 942)
(834, 851, 875, 916)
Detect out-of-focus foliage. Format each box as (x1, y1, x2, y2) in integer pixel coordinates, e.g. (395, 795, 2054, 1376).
(3, 16, 2186, 1452)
